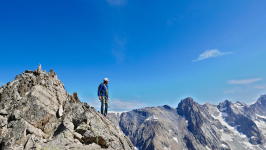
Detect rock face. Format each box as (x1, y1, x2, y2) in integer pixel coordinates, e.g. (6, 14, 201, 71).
(249, 95, 266, 116)
(116, 105, 186, 150)
(0, 68, 134, 150)
(109, 97, 266, 150)
(218, 100, 263, 145)
(177, 98, 224, 150)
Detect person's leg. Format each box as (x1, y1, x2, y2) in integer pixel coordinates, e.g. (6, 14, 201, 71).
(101, 99, 104, 115)
(104, 102, 108, 116)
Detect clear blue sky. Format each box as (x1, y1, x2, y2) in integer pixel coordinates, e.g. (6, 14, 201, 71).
(1, 0, 266, 111)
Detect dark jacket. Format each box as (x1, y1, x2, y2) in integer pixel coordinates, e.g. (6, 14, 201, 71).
(98, 83, 109, 98)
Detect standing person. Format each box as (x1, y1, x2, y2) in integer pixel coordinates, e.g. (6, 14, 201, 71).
(97, 78, 109, 116)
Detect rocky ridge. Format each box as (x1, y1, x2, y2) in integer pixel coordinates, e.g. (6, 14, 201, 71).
(0, 67, 134, 150)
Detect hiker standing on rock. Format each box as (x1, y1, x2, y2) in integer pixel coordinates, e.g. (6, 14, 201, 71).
(98, 78, 109, 116)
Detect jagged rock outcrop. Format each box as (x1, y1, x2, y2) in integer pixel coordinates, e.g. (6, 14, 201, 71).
(0, 67, 134, 150)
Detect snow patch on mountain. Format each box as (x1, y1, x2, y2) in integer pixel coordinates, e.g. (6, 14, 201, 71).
(145, 115, 158, 121)
(212, 106, 264, 150)
(256, 114, 266, 119)
(173, 137, 178, 144)
(255, 119, 266, 136)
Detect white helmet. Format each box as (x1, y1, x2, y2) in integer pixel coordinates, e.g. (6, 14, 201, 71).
(103, 77, 109, 82)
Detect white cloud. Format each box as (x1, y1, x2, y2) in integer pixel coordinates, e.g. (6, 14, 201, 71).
(193, 49, 232, 62)
(112, 36, 127, 63)
(109, 99, 146, 111)
(254, 85, 266, 90)
(82, 97, 146, 112)
(106, 0, 126, 6)
(228, 78, 262, 85)
(223, 86, 265, 104)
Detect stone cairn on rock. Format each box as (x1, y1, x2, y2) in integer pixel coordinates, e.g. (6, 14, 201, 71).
(0, 66, 134, 150)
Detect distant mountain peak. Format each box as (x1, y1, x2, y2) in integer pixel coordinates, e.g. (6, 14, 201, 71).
(249, 94, 266, 116)
(162, 105, 172, 110)
(177, 97, 201, 117)
(223, 99, 232, 104)
(217, 100, 233, 112)
(257, 94, 266, 104)
(178, 97, 197, 107)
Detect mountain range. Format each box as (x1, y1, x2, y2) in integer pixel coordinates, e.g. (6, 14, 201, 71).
(108, 96, 266, 150)
(1, 67, 266, 150)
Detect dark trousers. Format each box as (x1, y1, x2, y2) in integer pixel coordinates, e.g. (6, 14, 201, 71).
(101, 96, 108, 116)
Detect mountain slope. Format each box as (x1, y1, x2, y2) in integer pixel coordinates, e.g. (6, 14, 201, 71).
(0, 67, 134, 150)
(109, 97, 266, 150)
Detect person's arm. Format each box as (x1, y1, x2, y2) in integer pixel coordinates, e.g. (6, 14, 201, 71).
(106, 85, 109, 99)
(98, 84, 102, 100)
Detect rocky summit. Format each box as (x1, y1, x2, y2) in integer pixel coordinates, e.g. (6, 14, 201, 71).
(109, 97, 266, 150)
(0, 67, 134, 150)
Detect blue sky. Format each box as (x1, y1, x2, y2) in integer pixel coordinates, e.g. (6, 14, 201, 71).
(1, 0, 266, 111)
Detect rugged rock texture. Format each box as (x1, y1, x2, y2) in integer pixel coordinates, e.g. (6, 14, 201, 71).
(0, 67, 134, 150)
(177, 98, 225, 150)
(218, 100, 263, 144)
(116, 105, 187, 150)
(249, 95, 266, 116)
(109, 97, 266, 150)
